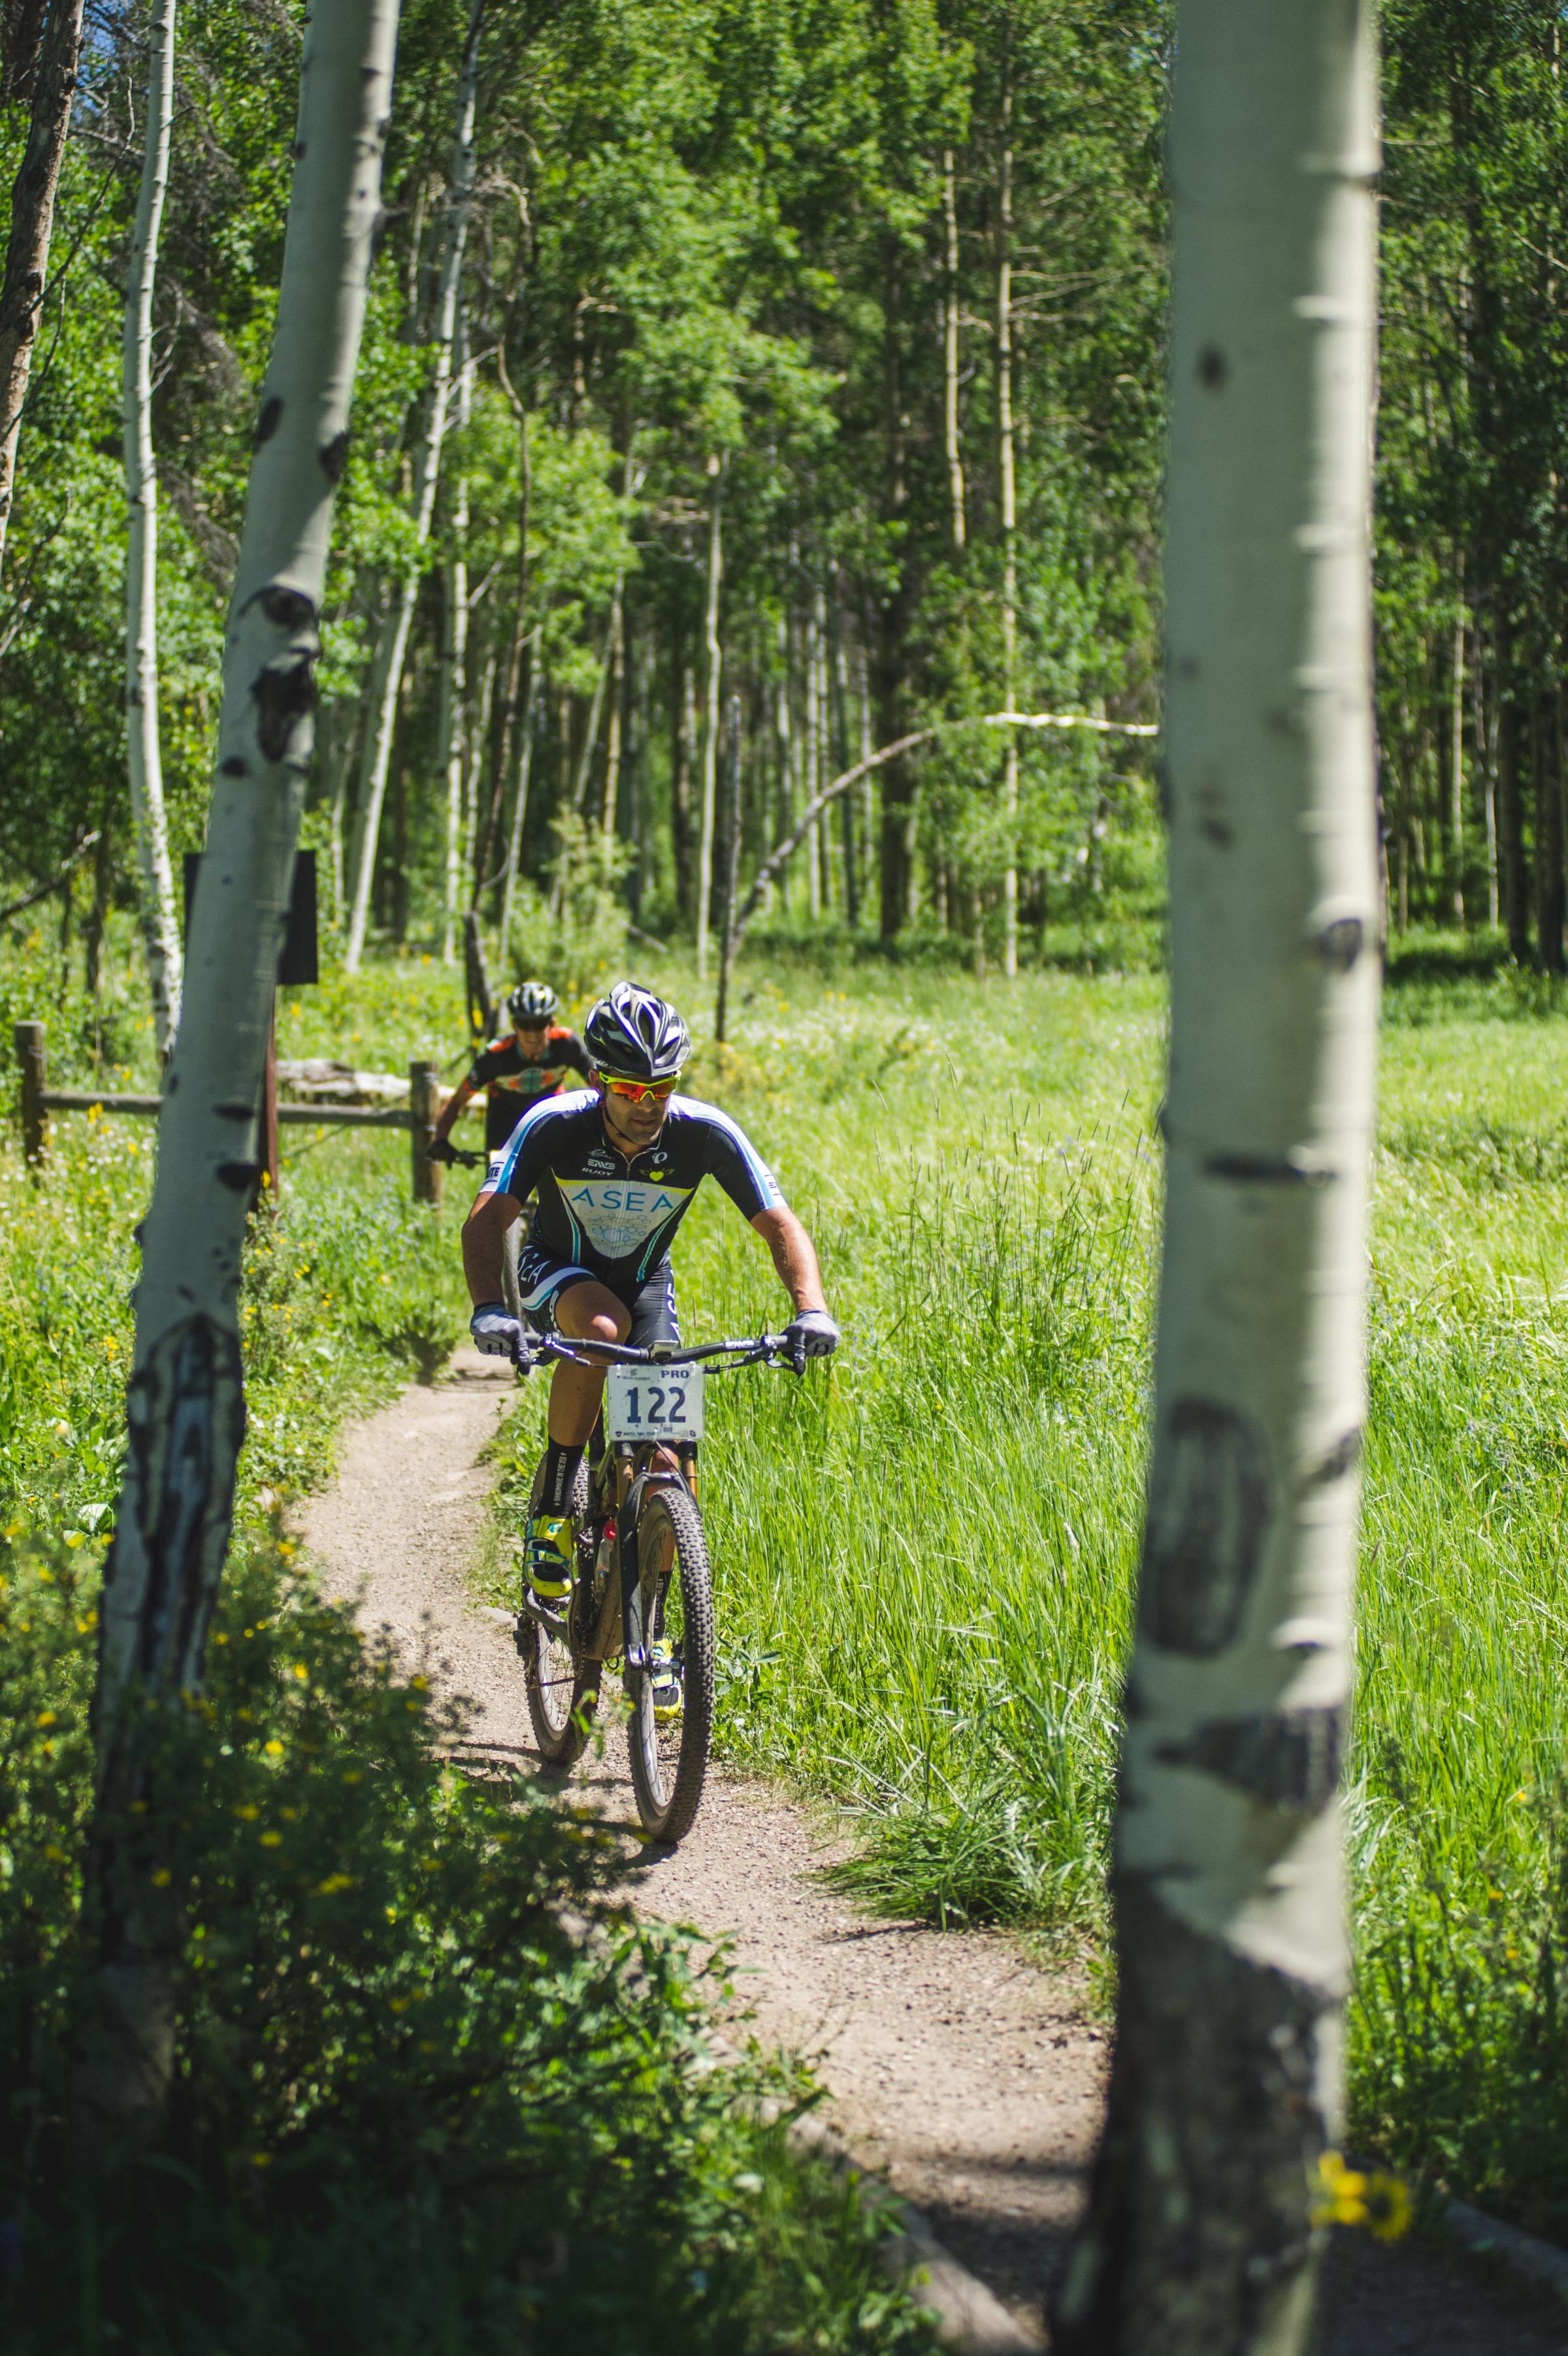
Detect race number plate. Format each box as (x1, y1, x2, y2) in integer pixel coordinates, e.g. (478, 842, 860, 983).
(604, 1362, 705, 1443)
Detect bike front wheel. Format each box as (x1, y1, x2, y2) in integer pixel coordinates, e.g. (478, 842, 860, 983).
(627, 1484, 713, 1844)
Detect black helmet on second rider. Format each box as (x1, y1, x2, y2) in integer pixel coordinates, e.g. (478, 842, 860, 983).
(584, 982, 690, 1084)
(507, 979, 559, 1025)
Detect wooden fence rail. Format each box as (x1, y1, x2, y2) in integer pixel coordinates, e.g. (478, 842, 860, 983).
(12, 1021, 448, 1204)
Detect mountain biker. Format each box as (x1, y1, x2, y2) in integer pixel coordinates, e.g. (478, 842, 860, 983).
(461, 981, 839, 1629)
(429, 980, 591, 1163)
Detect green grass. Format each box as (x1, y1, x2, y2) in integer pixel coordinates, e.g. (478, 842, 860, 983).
(0, 926, 942, 2353)
(16, 917, 1568, 2255)
(491, 942, 1568, 2241)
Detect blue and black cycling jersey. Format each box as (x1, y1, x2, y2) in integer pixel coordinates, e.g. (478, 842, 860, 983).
(482, 1091, 783, 1293)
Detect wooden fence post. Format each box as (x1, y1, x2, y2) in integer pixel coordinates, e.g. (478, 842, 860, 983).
(14, 1021, 47, 1170)
(410, 1059, 440, 1204)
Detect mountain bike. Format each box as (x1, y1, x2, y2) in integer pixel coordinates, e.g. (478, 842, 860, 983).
(512, 1330, 799, 1845)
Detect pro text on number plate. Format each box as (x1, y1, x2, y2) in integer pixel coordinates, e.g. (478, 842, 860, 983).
(604, 1363, 706, 1442)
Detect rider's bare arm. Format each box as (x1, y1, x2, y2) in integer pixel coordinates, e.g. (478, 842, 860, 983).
(751, 1204, 828, 1316)
(463, 1187, 521, 1302)
(433, 1073, 477, 1146)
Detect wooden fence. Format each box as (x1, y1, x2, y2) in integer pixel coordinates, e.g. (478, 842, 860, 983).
(12, 1021, 453, 1205)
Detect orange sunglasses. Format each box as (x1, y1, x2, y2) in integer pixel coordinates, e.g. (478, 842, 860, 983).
(598, 1071, 679, 1104)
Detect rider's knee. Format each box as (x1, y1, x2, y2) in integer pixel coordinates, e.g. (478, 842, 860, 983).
(587, 1304, 630, 1346)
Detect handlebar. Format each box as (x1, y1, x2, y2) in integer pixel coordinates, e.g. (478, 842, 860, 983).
(513, 1330, 793, 1374)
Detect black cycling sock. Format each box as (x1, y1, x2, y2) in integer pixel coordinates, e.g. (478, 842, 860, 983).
(540, 1438, 585, 1515)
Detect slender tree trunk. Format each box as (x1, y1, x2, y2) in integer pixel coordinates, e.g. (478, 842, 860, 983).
(713, 689, 743, 1040)
(943, 143, 966, 555)
(876, 239, 915, 941)
(568, 576, 619, 813)
(1495, 614, 1529, 961)
(122, 0, 183, 1057)
(86, 0, 397, 2123)
(829, 574, 858, 928)
(478, 389, 531, 899)
(600, 593, 624, 837)
(996, 72, 1019, 980)
(805, 598, 822, 920)
(1448, 599, 1464, 923)
(343, 0, 483, 972)
(695, 452, 723, 978)
(1054, 3, 1379, 2347)
(1536, 685, 1564, 972)
(438, 328, 472, 963)
(0, 0, 86, 579)
(670, 623, 694, 918)
(497, 627, 538, 953)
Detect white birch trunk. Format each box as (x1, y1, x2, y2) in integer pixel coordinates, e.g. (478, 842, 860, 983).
(995, 81, 1019, 981)
(1053, 4, 1380, 2346)
(1449, 605, 1464, 922)
(88, 0, 399, 2119)
(805, 599, 821, 920)
(122, 0, 184, 1058)
(438, 331, 472, 963)
(342, 0, 483, 972)
(943, 144, 966, 555)
(497, 625, 539, 954)
(694, 453, 723, 978)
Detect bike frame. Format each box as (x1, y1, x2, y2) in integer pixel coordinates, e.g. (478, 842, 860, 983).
(515, 1331, 791, 1668)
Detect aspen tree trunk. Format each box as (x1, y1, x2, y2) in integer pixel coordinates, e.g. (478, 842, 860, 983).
(876, 237, 914, 942)
(438, 329, 472, 963)
(1448, 603, 1464, 923)
(497, 627, 538, 954)
(1053, 3, 1380, 2346)
(943, 144, 966, 554)
(478, 390, 531, 897)
(600, 597, 624, 838)
(1495, 618, 1529, 963)
(0, 0, 86, 578)
(670, 627, 694, 918)
(1535, 686, 1565, 972)
(343, 0, 482, 972)
(829, 576, 858, 927)
(567, 577, 619, 814)
(995, 73, 1020, 981)
(87, 0, 398, 2121)
(804, 599, 822, 920)
(122, 0, 184, 1058)
(695, 452, 723, 978)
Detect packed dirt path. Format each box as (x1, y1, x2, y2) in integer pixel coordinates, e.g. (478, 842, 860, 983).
(297, 1356, 1567, 2355)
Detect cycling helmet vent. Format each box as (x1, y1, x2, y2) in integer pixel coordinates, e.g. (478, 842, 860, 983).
(508, 979, 559, 1023)
(585, 982, 690, 1083)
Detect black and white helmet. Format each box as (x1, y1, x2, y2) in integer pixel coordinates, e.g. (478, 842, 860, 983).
(584, 982, 690, 1083)
(507, 979, 558, 1023)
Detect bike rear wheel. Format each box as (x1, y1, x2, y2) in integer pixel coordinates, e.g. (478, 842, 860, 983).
(627, 1484, 713, 1844)
(521, 1454, 598, 1766)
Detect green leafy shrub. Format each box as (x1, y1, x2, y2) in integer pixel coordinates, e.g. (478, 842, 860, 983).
(0, 1540, 938, 2355)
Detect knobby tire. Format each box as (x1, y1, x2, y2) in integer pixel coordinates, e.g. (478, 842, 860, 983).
(627, 1484, 713, 1845)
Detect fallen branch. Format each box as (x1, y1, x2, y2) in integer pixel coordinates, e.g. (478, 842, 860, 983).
(729, 708, 1158, 959)
(0, 829, 101, 923)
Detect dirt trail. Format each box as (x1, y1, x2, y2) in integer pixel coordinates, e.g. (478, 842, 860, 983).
(298, 1357, 1567, 2354)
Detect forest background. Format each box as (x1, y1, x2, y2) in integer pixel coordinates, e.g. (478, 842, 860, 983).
(7, 0, 1554, 984)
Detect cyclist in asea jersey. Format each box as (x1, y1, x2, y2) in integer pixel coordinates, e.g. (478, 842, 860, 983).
(463, 982, 838, 1618)
(429, 978, 591, 1162)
